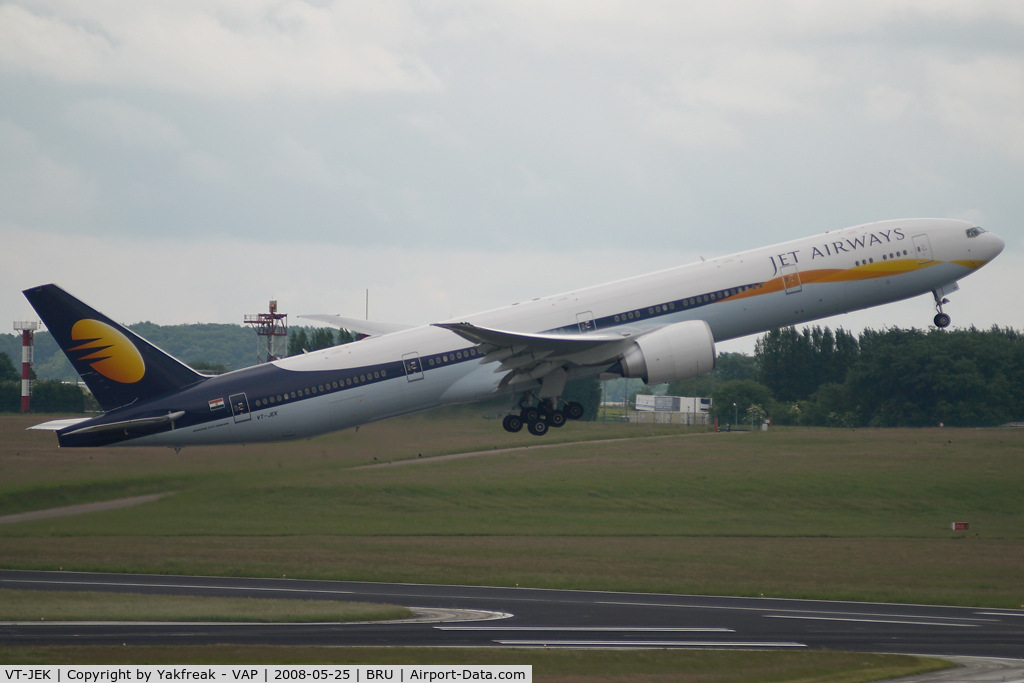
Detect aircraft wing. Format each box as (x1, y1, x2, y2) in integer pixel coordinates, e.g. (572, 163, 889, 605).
(435, 322, 634, 355)
(298, 315, 413, 338)
(433, 321, 638, 391)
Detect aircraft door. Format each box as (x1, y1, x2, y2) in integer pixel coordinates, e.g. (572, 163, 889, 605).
(229, 393, 251, 423)
(780, 264, 803, 294)
(913, 234, 934, 263)
(402, 352, 424, 382)
(577, 311, 597, 333)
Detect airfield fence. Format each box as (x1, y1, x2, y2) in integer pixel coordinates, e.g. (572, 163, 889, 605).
(629, 411, 711, 426)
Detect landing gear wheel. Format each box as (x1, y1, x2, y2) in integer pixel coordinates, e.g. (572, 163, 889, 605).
(547, 410, 567, 428)
(934, 312, 951, 328)
(527, 419, 549, 437)
(565, 402, 585, 420)
(520, 407, 540, 423)
(502, 414, 523, 433)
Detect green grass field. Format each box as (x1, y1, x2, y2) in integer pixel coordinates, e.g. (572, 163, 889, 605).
(0, 589, 410, 622)
(2, 411, 1022, 607)
(0, 646, 952, 683)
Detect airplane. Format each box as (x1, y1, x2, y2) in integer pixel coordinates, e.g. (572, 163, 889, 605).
(24, 218, 1004, 448)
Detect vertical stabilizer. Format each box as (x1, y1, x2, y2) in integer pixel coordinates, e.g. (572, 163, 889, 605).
(22, 284, 205, 411)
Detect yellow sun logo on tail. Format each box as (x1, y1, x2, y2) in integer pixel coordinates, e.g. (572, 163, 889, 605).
(69, 319, 146, 384)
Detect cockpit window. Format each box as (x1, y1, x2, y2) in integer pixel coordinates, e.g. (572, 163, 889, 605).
(965, 227, 987, 238)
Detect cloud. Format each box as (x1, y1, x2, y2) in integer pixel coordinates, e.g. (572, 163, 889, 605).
(925, 55, 1024, 159)
(0, 223, 698, 329)
(64, 100, 187, 150)
(626, 47, 829, 147)
(0, 1, 443, 97)
(864, 85, 917, 121)
(0, 119, 96, 227)
(268, 136, 357, 191)
(2, 0, 1023, 257)
(179, 150, 235, 185)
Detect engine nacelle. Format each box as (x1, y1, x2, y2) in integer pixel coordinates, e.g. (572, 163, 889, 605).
(618, 320, 716, 385)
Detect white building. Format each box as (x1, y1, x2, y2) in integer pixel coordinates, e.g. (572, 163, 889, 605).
(635, 395, 711, 413)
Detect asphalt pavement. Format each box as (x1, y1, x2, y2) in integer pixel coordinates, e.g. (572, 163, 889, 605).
(2, 569, 1022, 659)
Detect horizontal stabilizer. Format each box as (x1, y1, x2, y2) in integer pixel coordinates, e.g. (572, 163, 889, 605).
(28, 418, 91, 432)
(298, 314, 413, 338)
(63, 411, 186, 436)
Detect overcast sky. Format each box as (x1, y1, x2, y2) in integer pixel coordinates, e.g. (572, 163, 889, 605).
(3, 1, 1023, 354)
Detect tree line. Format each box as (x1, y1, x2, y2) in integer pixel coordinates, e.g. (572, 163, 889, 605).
(0, 352, 84, 413)
(671, 326, 1024, 428)
(0, 323, 261, 382)
(287, 326, 358, 356)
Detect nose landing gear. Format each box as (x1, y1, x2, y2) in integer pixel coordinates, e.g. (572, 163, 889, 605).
(933, 290, 951, 328)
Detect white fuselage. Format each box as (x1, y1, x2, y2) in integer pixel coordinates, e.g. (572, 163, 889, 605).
(132, 218, 1004, 447)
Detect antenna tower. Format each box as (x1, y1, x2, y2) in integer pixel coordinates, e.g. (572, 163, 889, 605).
(13, 321, 38, 413)
(244, 300, 287, 364)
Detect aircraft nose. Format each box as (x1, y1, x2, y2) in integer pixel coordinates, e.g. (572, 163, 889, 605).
(986, 231, 1006, 261)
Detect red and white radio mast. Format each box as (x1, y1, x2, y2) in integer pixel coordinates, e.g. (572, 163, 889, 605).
(244, 300, 288, 364)
(13, 321, 38, 413)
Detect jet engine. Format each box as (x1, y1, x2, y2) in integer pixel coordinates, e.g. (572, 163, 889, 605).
(616, 320, 716, 385)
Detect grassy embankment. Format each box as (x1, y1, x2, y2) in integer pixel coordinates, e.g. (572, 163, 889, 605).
(0, 646, 952, 683)
(2, 410, 1023, 607)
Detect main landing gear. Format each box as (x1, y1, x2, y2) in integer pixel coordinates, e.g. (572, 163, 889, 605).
(502, 397, 585, 436)
(933, 291, 951, 329)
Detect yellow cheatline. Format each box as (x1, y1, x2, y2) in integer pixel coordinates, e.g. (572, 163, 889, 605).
(952, 259, 988, 269)
(69, 319, 146, 384)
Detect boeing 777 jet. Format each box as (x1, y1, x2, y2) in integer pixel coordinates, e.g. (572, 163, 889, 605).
(24, 218, 1004, 447)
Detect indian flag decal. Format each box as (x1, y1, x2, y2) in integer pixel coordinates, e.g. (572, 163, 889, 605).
(209, 398, 225, 411)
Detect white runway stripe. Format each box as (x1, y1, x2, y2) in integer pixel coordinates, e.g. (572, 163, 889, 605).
(596, 601, 996, 622)
(437, 626, 734, 632)
(764, 614, 979, 627)
(493, 640, 806, 648)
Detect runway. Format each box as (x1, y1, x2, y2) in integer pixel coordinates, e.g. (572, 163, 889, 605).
(2, 570, 1022, 658)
